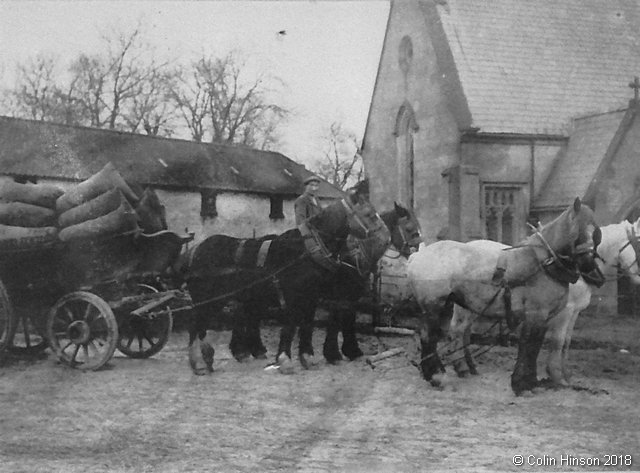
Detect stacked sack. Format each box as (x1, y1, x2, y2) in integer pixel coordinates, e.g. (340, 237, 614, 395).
(0, 179, 63, 250)
(56, 162, 141, 242)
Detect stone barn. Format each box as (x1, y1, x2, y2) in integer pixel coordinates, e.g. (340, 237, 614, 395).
(362, 0, 640, 314)
(0, 116, 342, 242)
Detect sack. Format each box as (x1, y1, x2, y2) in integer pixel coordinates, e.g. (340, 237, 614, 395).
(0, 224, 58, 250)
(58, 199, 140, 242)
(0, 202, 57, 227)
(0, 178, 64, 209)
(56, 162, 139, 213)
(58, 188, 124, 229)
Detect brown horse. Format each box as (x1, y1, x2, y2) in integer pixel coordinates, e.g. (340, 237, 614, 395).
(321, 202, 423, 364)
(186, 183, 390, 374)
(407, 198, 601, 395)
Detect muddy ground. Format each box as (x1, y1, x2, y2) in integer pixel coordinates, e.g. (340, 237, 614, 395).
(1, 311, 639, 473)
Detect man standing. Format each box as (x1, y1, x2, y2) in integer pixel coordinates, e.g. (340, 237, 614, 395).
(294, 175, 322, 226)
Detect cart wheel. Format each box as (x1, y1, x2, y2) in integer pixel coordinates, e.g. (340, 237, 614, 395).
(116, 284, 173, 359)
(47, 291, 118, 370)
(8, 310, 48, 355)
(0, 280, 17, 353)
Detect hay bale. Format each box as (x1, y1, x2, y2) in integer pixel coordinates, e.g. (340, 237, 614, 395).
(58, 188, 124, 229)
(0, 224, 58, 250)
(0, 202, 57, 227)
(56, 162, 139, 214)
(0, 179, 64, 209)
(58, 199, 139, 242)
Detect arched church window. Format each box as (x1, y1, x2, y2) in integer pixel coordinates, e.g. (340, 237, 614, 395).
(395, 103, 418, 210)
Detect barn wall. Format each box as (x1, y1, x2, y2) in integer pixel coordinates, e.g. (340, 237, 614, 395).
(156, 190, 297, 242)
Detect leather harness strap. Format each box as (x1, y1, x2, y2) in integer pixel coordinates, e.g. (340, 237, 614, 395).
(234, 239, 247, 266)
(256, 240, 272, 268)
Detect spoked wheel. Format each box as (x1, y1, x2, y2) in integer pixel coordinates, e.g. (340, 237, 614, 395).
(9, 310, 48, 355)
(47, 291, 118, 370)
(0, 279, 17, 354)
(116, 284, 173, 359)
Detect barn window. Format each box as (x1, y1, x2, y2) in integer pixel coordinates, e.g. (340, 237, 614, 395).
(482, 185, 524, 245)
(200, 189, 218, 218)
(269, 195, 284, 220)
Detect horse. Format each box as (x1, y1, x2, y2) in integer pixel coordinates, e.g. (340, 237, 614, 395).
(407, 198, 601, 395)
(185, 182, 390, 374)
(447, 218, 640, 386)
(321, 202, 423, 364)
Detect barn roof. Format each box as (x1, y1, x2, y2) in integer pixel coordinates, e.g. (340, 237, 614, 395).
(533, 108, 630, 210)
(0, 116, 343, 198)
(434, 0, 640, 135)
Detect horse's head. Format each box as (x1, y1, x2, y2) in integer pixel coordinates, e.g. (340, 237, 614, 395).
(136, 188, 168, 234)
(537, 197, 600, 259)
(381, 202, 423, 257)
(307, 181, 389, 259)
(342, 180, 390, 243)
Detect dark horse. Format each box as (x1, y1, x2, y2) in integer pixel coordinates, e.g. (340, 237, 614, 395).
(321, 202, 423, 364)
(186, 183, 390, 374)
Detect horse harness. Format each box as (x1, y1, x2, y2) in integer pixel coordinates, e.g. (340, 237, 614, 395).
(298, 197, 376, 273)
(488, 232, 587, 330)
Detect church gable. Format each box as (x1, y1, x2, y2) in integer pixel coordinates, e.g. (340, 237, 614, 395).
(534, 109, 628, 211)
(591, 106, 640, 223)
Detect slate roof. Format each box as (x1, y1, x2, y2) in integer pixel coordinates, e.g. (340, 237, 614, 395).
(534, 108, 628, 209)
(435, 0, 640, 135)
(0, 116, 342, 199)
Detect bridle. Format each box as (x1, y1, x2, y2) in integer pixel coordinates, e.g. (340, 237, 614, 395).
(340, 198, 387, 240)
(394, 216, 422, 257)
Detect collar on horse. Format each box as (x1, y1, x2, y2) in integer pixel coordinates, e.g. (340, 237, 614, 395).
(299, 221, 342, 272)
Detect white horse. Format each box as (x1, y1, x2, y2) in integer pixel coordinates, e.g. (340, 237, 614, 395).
(447, 219, 640, 386)
(407, 199, 601, 395)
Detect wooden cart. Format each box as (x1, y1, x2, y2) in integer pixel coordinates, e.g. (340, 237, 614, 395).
(0, 230, 193, 370)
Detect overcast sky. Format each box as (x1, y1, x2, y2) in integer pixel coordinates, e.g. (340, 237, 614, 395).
(0, 0, 389, 168)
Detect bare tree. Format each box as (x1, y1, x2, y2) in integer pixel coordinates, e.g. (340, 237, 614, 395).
(8, 53, 60, 121)
(68, 53, 109, 127)
(169, 66, 210, 142)
(313, 121, 364, 190)
(169, 52, 287, 148)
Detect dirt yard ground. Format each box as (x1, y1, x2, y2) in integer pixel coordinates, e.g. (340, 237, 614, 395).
(1, 311, 639, 473)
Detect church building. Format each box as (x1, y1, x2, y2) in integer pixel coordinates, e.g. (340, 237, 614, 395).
(362, 0, 640, 313)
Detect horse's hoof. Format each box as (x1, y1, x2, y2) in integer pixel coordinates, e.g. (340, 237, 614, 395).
(276, 354, 294, 375)
(233, 352, 252, 363)
(201, 341, 215, 372)
(342, 346, 364, 361)
(192, 368, 209, 376)
(299, 353, 320, 370)
(253, 352, 268, 360)
(323, 349, 343, 365)
(429, 373, 447, 389)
